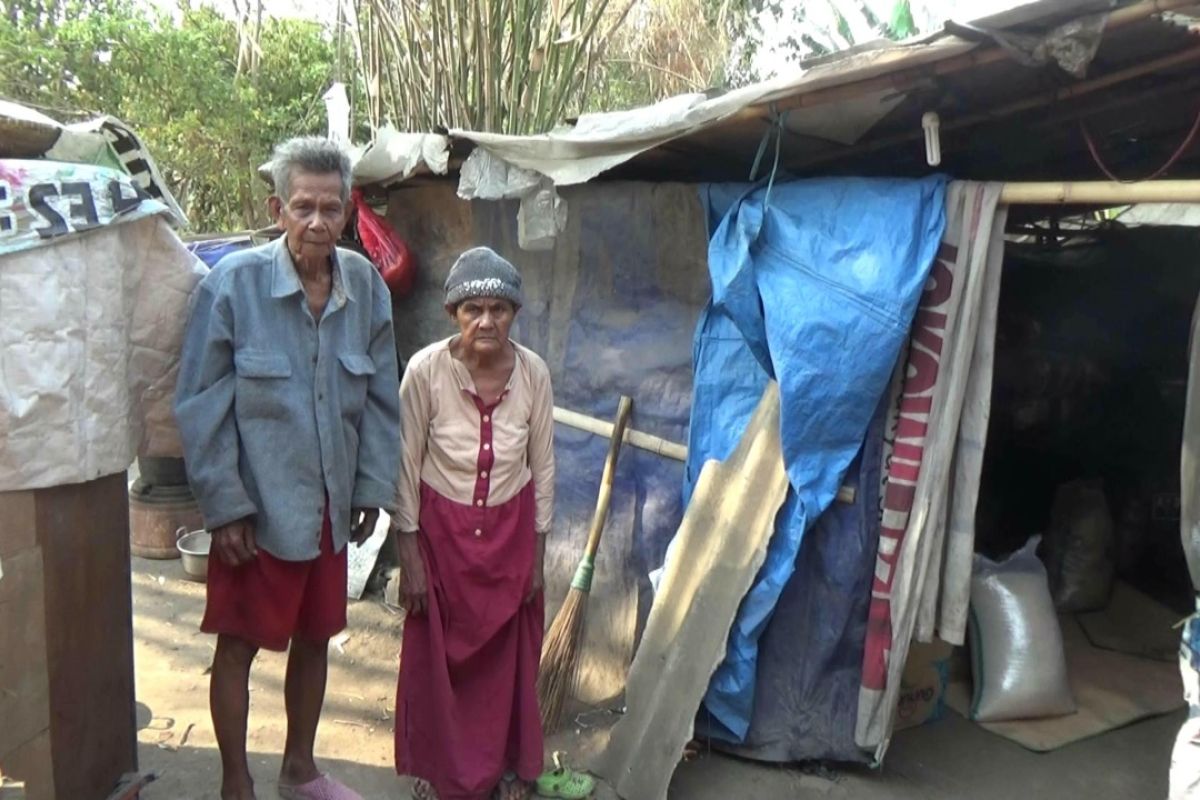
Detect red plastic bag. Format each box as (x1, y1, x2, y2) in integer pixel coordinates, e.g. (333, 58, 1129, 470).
(351, 188, 416, 297)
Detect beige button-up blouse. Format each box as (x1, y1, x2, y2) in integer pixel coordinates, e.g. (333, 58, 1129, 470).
(394, 337, 555, 534)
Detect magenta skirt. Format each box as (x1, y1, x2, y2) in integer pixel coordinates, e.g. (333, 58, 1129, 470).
(395, 480, 544, 800)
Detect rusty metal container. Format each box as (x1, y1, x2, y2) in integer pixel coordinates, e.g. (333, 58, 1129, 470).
(129, 458, 202, 559)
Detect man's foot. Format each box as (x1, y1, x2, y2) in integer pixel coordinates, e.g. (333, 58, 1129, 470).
(220, 774, 256, 800)
(279, 757, 322, 788)
(412, 778, 439, 800)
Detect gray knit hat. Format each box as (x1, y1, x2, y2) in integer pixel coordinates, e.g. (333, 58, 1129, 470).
(444, 247, 524, 308)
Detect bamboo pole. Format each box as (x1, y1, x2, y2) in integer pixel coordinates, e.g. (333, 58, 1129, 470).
(733, 0, 1198, 124)
(552, 405, 858, 504)
(553, 405, 688, 461)
(999, 180, 1200, 205)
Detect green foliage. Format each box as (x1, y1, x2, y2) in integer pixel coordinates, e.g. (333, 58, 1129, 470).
(0, 0, 353, 232)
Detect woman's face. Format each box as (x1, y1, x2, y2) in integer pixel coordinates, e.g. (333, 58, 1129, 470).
(448, 297, 517, 356)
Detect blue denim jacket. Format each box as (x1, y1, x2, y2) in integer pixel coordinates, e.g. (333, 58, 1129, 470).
(174, 237, 400, 561)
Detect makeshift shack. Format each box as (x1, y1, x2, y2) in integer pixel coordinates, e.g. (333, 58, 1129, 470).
(0, 104, 202, 799)
(349, 0, 1200, 777)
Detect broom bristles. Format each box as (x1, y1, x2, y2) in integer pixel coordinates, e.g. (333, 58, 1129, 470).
(537, 586, 590, 733)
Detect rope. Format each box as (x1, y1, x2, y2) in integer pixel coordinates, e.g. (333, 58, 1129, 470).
(748, 105, 790, 213)
(1081, 107, 1200, 183)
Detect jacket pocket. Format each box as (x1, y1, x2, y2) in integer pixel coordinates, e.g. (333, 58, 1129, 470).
(235, 350, 293, 378)
(338, 353, 377, 377)
(234, 349, 292, 420)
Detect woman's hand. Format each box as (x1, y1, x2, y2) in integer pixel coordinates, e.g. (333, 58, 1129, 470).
(526, 531, 547, 604)
(394, 530, 429, 615)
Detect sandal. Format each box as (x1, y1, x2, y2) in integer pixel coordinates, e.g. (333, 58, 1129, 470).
(535, 753, 595, 800)
(412, 778, 439, 800)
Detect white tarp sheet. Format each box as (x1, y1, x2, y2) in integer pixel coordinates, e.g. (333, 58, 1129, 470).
(0, 212, 205, 490)
(441, 37, 975, 188)
(855, 181, 1008, 758)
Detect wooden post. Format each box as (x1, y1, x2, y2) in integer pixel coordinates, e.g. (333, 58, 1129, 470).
(0, 474, 138, 800)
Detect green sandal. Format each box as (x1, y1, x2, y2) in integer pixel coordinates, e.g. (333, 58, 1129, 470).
(535, 753, 595, 800)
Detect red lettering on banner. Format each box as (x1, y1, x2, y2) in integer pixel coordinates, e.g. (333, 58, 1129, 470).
(911, 309, 948, 355)
(861, 241, 957, 692)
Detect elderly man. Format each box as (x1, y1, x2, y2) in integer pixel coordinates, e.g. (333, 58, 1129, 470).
(175, 137, 400, 800)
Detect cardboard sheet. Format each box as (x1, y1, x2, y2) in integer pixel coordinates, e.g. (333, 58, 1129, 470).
(593, 383, 789, 800)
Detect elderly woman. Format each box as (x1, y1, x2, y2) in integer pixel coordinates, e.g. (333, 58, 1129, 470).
(393, 248, 553, 800)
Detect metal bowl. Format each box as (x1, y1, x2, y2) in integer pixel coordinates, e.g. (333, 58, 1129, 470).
(176, 529, 211, 582)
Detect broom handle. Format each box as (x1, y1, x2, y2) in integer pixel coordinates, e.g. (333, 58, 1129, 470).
(582, 395, 633, 563)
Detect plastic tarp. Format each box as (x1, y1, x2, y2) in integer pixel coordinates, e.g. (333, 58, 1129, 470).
(683, 176, 948, 743)
(0, 212, 205, 490)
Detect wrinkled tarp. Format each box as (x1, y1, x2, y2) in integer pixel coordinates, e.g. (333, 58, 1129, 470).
(439, 1, 1104, 191)
(0, 160, 170, 258)
(349, 126, 449, 187)
(0, 215, 206, 490)
(680, 176, 948, 742)
(718, 394, 888, 763)
(187, 236, 253, 269)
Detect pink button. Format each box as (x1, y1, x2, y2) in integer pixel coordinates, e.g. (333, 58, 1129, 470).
(476, 499, 483, 507)
(481, 471, 489, 478)
(483, 443, 491, 451)
(483, 415, 491, 423)
(474, 529, 482, 537)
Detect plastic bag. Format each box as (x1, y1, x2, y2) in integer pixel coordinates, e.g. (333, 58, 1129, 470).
(350, 188, 416, 297)
(969, 537, 1076, 722)
(1044, 479, 1116, 612)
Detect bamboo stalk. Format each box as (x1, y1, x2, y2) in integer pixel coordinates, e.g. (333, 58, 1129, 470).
(999, 179, 1200, 205)
(553, 405, 688, 461)
(553, 404, 860, 506)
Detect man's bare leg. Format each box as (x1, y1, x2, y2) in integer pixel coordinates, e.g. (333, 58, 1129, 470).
(279, 635, 329, 787)
(211, 634, 259, 800)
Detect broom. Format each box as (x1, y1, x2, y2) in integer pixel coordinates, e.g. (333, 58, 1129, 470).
(537, 395, 634, 733)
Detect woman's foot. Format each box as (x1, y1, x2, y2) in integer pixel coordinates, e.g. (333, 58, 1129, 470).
(412, 779, 438, 800)
(494, 777, 532, 800)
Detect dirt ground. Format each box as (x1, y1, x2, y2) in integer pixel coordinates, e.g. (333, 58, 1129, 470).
(131, 555, 1180, 800)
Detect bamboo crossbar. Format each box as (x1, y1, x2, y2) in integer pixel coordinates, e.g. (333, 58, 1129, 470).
(999, 180, 1200, 204)
(552, 406, 859, 504)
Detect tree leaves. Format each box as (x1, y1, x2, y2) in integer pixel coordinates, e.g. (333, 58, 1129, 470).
(1, 0, 345, 232)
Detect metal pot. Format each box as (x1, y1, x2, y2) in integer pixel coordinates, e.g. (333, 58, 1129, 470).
(176, 528, 211, 582)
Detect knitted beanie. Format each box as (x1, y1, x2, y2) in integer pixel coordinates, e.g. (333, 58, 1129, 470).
(444, 247, 523, 308)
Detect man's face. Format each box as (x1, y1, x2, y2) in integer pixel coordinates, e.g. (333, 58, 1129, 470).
(269, 170, 348, 264)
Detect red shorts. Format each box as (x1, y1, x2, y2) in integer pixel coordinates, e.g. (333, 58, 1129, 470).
(200, 506, 347, 651)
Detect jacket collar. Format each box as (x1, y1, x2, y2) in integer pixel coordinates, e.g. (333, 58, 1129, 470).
(269, 235, 354, 306)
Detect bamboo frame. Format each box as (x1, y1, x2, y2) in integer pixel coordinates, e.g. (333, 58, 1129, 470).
(733, 0, 1198, 124)
(787, 46, 1200, 172)
(999, 180, 1200, 205)
(553, 406, 688, 461)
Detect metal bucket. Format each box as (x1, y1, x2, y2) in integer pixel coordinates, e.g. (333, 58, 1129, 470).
(176, 528, 211, 582)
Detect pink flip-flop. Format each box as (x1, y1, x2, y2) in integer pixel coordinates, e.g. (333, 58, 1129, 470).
(277, 774, 363, 800)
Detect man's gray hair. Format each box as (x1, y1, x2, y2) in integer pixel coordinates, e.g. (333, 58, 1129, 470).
(269, 136, 352, 203)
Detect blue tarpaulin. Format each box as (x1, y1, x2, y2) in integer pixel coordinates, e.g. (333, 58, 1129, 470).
(687, 177, 948, 743)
